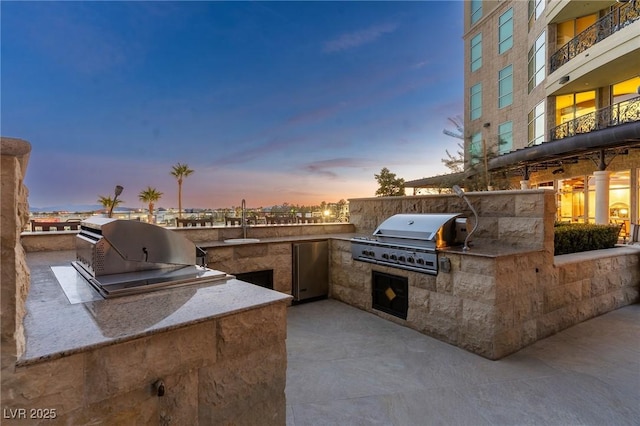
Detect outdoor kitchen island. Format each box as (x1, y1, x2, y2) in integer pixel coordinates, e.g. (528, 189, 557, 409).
(10, 249, 291, 425)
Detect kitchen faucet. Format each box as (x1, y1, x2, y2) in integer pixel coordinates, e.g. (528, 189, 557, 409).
(241, 199, 247, 239)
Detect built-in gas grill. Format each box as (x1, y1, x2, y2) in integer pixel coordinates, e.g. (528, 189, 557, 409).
(72, 217, 229, 298)
(351, 213, 467, 274)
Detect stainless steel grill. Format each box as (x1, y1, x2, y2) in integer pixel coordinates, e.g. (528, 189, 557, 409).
(72, 217, 229, 298)
(351, 213, 467, 274)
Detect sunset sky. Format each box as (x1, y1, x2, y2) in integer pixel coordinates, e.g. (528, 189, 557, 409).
(2, 1, 464, 210)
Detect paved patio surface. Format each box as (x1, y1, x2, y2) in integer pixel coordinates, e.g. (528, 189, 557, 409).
(285, 299, 640, 426)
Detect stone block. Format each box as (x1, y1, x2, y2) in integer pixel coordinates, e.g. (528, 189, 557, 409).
(458, 331, 493, 358)
(429, 292, 462, 320)
(590, 275, 608, 297)
(511, 294, 534, 323)
(2, 353, 84, 416)
(473, 216, 499, 241)
(521, 319, 537, 347)
(492, 328, 522, 360)
(408, 287, 430, 309)
(460, 256, 495, 275)
(269, 243, 291, 256)
(514, 193, 543, 217)
(234, 244, 268, 259)
(59, 386, 159, 425)
(452, 271, 495, 304)
(412, 273, 436, 291)
(436, 271, 453, 294)
(498, 217, 544, 248)
(592, 293, 616, 316)
(199, 343, 286, 425)
(479, 194, 515, 217)
(217, 304, 286, 362)
(544, 281, 582, 313)
(85, 321, 217, 404)
(536, 305, 579, 339)
(462, 300, 496, 331)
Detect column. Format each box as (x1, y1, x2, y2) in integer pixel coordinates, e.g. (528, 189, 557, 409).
(594, 170, 610, 224)
(520, 180, 530, 190)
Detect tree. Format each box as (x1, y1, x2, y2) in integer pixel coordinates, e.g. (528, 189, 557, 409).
(138, 186, 163, 223)
(97, 195, 123, 218)
(170, 163, 194, 218)
(440, 115, 466, 175)
(375, 167, 405, 197)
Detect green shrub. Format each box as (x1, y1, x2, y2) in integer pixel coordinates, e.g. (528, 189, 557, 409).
(554, 223, 621, 255)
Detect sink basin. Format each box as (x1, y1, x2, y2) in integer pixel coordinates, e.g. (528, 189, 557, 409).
(223, 238, 261, 244)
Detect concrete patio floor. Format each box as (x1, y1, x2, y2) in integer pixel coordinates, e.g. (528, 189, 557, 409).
(285, 299, 640, 426)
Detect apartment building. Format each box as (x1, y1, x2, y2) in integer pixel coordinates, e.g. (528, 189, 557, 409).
(408, 0, 640, 235)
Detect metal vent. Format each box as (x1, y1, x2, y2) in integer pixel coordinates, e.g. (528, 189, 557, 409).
(94, 244, 105, 274)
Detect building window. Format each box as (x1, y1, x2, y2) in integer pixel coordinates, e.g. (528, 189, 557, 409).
(555, 90, 596, 125)
(469, 132, 482, 165)
(471, 33, 482, 72)
(471, 0, 482, 25)
(497, 121, 513, 155)
(470, 83, 482, 120)
(528, 31, 545, 92)
(528, 101, 545, 146)
(498, 65, 513, 108)
(556, 14, 597, 50)
(499, 8, 513, 54)
(558, 177, 585, 223)
(528, 0, 545, 26)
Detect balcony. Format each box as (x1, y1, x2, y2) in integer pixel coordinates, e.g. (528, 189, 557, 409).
(550, 1, 640, 73)
(550, 95, 640, 141)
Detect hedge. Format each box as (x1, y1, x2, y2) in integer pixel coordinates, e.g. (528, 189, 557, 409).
(554, 222, 621, 255)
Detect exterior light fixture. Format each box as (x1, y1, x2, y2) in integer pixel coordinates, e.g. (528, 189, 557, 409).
(483, 122, 491, 128)
(559, 75, 570, 84)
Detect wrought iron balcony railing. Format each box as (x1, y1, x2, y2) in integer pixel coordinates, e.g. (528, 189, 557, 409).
(550, 96, 640, 141)
(550, 2, 640, 73)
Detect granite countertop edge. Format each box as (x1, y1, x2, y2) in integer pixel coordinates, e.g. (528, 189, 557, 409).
(20, 251, 292, 367)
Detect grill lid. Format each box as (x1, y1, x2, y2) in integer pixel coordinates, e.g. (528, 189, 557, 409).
(373, 213, 464, 247)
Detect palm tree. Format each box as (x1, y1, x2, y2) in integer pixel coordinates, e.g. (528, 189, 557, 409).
(138, 186, 163, 223)
(170, 163, 194, 218)
(97, 195, 123, 218)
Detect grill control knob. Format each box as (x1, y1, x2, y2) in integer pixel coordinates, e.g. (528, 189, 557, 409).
(382, 253, 389, 259)
(398, 256, 406, 262)
(416, 258, 425, 265)
(390, 254, 397, 261)
(407, 257, 415, 264)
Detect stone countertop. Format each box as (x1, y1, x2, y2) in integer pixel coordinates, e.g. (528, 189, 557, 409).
(196, 232, 361, 248)
(439, 244, 546, 258)
(20, 250, 292, 367)
(199, 233, 545, 258)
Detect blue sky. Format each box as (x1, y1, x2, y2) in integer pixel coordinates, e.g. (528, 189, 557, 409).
(2, 1, 463, 209)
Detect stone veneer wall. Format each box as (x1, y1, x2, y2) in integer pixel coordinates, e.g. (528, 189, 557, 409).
(1, 137, 31, 369)
(208, 243, 294, 295)
(1, 137, 288, 424)
(334, 190, 639, 359)
(2, 303, 287, 424)
(348, 190, 555, 250)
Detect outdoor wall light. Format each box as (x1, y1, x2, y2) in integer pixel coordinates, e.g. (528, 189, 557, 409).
(483, 122, 491, 128)
(559, 75, 570, 84)
(452, 185, 478, 251)
(552, 168, 565, 175)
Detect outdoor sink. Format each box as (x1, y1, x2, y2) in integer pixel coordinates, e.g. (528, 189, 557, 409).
(224, 238, 261, 244)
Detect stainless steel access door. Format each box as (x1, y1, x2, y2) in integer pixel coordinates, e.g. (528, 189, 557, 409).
(292, 241, 328, 302)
